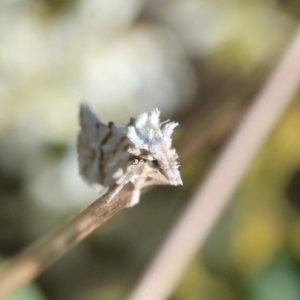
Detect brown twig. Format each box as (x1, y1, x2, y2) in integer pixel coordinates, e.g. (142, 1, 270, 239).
(128, 25, 300, 300)
(0, 160, 145, 300)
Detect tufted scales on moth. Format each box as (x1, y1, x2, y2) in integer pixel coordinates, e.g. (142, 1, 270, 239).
(77, 104, 182, 207)
(127, 108, 183, 186)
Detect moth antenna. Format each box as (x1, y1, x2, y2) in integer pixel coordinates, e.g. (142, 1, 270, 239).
(127, 118, 136, 127)
(108, 121, 115, 129)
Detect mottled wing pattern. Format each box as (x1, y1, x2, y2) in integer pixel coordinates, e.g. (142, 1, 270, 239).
(77, 105, 131, 191)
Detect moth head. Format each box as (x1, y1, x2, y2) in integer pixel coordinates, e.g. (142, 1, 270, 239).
(127, 109, 183, 186)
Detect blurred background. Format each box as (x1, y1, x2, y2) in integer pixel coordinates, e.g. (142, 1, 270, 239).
(0, 0, 300, 299)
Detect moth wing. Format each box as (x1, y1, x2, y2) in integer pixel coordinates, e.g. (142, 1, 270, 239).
(77, 104, 110, 191)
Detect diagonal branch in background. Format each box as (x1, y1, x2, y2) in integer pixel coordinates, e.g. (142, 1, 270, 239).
(128, 24, 300, 300)
(0, 160, 145, 300)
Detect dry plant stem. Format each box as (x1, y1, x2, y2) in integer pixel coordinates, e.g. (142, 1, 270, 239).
(0, 160, 145, 300)
(129, 25, 300, 300)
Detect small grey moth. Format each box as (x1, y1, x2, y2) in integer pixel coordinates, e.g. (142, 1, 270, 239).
(77, 104, 182, 206)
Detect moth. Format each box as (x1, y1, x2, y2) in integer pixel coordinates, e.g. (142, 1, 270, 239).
(77, 104, 182, 206)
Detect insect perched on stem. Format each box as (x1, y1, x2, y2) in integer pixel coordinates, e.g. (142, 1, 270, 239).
(77, 104, 182, 206)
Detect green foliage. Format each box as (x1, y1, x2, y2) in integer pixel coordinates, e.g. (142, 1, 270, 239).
(8, 285, 46, 300)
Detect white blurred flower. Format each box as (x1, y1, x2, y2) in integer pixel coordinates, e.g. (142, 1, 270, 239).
(0, 0, 195, 210)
